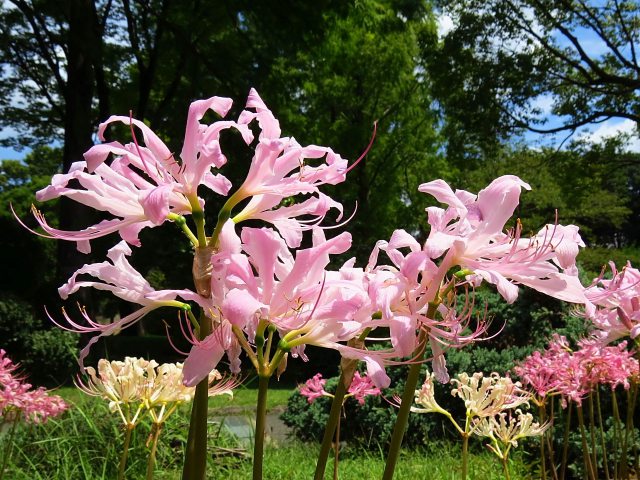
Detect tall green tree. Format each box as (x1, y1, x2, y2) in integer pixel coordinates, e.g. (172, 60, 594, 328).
(260, 0, 445, 257)
(426, 0, 640, 161)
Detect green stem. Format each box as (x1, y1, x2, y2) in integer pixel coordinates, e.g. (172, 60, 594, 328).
(0, 413, 20, 480)
(546, 398, 558, 480)
(315, 374, 349, 480)
(621, 386, 634, 479)
(560, 402, 572, 480)
(118, 423, 134, 480)
(314, 329, 371, 480)
(587, 394, 598, 476)
(612, 389, 621, 480)
(382, 355, 423, 480)
(577, 405, 596, 480)
(462, 433, 469, 480)
(333, 407, 341, 480)
(382, 303, 435, 480)
(501, 456, 512, 480)
(539, 404, 547, 480)
(253, 375, 270, 480)
(168, 213, 199, 247)
(146, 423, 163, 480)
(182, 314, 212, 480)
(595, 388, 610, 480)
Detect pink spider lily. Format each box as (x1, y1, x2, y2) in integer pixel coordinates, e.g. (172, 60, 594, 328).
(49, 241, 208, 366)
(299, 372, 381, 405)
(418, 175, 587, 305)
(27, 96, 249, 253)
(365, 229, 491, 383)
(299, 373, 329, 403)
(217, 89, 359, 248)
(182, 227, 393, 388)
(0, 350, 68, 424)
(585, 262, 640, 343)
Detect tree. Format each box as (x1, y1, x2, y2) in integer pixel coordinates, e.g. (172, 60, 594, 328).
(463, 139, 639, 247)
(260, 0, 445, 258)
(427, 0, 640, 160)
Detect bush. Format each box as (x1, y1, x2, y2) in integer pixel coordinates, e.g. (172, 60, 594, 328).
(0, 292, 77, 386)
(282, 285, 590, 448)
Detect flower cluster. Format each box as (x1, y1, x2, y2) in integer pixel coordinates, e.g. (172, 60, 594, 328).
(0, 350, 68, 424)
(474, 409, 549, 459)
(77, 357, 233, 426)
(299, 371, 381, 405)
(585, 262, 640, 344)
(515, 334, 639, 406)
(26, 89, 590, 408)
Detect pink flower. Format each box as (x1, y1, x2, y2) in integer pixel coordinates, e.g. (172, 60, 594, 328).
(183, 227, 392, 388)
(50, 241, 208, 366)
(299, 373, 329, 403)
(419, 176, 587, 304)
(348, 371, 381, 405)
(0, 350, 68, 424)
(27, 97, 248, 253)
(585, 262, 640, 344)
(222, 89, 349, 248)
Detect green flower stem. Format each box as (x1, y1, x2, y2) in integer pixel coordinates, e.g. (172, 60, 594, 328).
(545, 398, 559, 480)
(146, 422, 163, 480)
(577, 405, 596, 480)
(209, 190, 243, 248)
(118, 423, 135, 480)
(333, 408, 341, 480)
(501, 456, 512, 480)
(382, 304, 436, 480)
(314, 371, 349, 480)
(314, 328, 372, 480)
(232, 325, 259, 370)
(168, 213, 199, 247)
(538, 404, 547, 480)
(595, 388, 610, 480)
(587, 394, 598, 476)
(461, 433, 470, 480)
(0, 413, 20, 480)
(182, 314, 212, 480)
(253, 374, 270, 480)
(560, 402, 572, 480)
(612, 390, 621, 480)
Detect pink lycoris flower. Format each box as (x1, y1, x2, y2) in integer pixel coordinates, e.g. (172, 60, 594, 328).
(348, 371, 382, 405)
(516, 334, 639, 407)
(225, 89, 349, 248)
(51, 241, 208, 366)
(585, 262, 640, 344)
(182, 227, 392, 388)
(29, 96, 248, 253)
(299, 373, 329, 403)
(418, 175, 587, 305)
(0, 350, 68, 424)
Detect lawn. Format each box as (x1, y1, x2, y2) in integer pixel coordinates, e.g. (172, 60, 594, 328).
(3, 385, 534, 479)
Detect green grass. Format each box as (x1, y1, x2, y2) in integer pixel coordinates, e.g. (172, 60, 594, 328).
(208, 441, 533, 480)
(57, 376, 296, 412)
(3, 392, 535, 480)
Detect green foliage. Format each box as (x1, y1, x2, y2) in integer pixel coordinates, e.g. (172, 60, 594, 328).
(464, 140, 639, 247)
(428, 0, 640, 160)
(0, 147, 61, 300)
(0, 293, 77, 387)
(3, 393, 532, 479)
(4, 396, 195, 479)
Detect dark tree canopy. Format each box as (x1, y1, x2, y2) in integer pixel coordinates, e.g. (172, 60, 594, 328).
(428, 0, 640, 160)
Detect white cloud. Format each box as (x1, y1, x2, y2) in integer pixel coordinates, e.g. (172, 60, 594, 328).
(530, 94, 555, 115)
(436, 13, 454, 39)
(578, 119, 640, 151)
